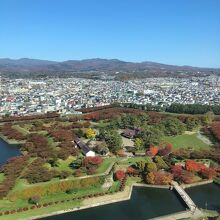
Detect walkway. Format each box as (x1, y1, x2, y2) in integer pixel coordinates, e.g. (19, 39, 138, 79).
(171, 181, 204, 219)
(172, 181, 196, 211)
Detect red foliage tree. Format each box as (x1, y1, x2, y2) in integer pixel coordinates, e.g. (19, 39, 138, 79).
(170, 165, 183, 181)
(82, 156, 103, 169)
(115, 170, 125, 181)
(146, 146, 158, 157)
(158, 142, 172, 156)
(185, 160, 206, 172)
(199, 168, 217, 179)
(126, 166, 140, 176)
(209, 122, 220, 143)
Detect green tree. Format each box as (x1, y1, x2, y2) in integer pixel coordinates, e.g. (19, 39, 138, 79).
(136, 160, 146, 172)
(154, 156, 169, 169)
(185, 117, 199, 131)
(134, 138, 144, 150)
(140, 126, 164, 147)
(104, 130, 122, 153)
(162, 117, 186, 136)
(146, 162, 157, 172)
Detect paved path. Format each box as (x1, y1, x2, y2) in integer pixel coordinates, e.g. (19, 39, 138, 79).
(148, 211, 192, 220)
(172, 181, 196, 211)
(171, 181, 204, 219)
(196, 131, 213, 145)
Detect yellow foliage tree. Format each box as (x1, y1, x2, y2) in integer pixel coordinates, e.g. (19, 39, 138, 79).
(85, 128, 96, 139)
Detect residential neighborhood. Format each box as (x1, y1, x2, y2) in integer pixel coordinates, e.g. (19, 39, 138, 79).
(0, 75, 220, 117)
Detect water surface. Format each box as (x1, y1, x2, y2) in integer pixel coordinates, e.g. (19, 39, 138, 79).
(186, 183, 220, 212)
(0, 138, 21, 166)
(43, 187, 187, 220)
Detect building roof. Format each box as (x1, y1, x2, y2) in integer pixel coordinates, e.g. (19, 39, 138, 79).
(74, 137, 91, 154)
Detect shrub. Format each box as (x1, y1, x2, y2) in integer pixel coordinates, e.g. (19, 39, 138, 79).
(199, 168, 217, 179)
(114, 170, 125, 181)
(8, 176, 103, 200)
(4, 211, 10, 215)
(126, 166, 139, 176)
(28, 195, 40, 205)
(154, 156, 169, 170)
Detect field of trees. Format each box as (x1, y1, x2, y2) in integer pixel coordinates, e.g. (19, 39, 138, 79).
(0, 106, 219, 219)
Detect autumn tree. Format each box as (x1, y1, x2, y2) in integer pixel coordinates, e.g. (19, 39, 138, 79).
(146, 146, 158, 157)
(146, 162, 157, 173)
(185, 160, 206, 173)
(145, 171, 173, 185)
(115, 170, 125, 181)
(85, 128, 96, 139)
(199, 168, 217, 179)
(158, 142, 172, 156)
(154, 156, 168, 170)
(136, 160, 146, 172)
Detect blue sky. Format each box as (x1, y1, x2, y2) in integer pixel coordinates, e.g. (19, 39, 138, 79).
(0, 0, 219, 67)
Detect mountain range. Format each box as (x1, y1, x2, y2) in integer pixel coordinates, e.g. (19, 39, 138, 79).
(0, 58, 219, 78)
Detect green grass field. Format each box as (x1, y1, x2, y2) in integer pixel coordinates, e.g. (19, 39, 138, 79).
(0, 173, 5, 183)
(118, 156, 152, 165)
(163, 133, 211, 150)
(0, 199, 81, 220)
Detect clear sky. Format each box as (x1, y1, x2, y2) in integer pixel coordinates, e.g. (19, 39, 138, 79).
(0, 0, 219, 67)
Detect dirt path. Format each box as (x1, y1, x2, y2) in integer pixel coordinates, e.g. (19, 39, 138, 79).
(184, 130, 213, 146)
(196, 131, 213, 145)
(82, 186, 131, 206)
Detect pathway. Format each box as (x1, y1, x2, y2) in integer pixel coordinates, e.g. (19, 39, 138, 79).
(171, 181, 204, 219)
(196, 131, 213, 145)
(172, 181, 196, 211)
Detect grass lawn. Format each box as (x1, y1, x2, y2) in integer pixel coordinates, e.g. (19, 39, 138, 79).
(96, 158, 115, 174)
(12, 125, 30, 135)
(0, 200, 81, 220)
(109, 180, 120, 192)
(118, 156, 152, 166)
(0, 134, 25, 144)
(46, 156, 76, 173)
(91, 120, 109, 129)
(163, 133, 211, 150)
(0, 173, 5, 183)
(21, 123, 33, 131)
(47, 136, 59, 148)
(0, 184, 104, 213)
(11, 158, 115, 193)
(0, 183, 106, 220)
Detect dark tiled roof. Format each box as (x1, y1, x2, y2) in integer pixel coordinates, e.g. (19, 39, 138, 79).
(74, 138, 91, 154)
(122, 129, 136, 137)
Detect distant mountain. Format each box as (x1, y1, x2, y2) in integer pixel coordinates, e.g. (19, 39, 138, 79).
(0, 58, 219, 76)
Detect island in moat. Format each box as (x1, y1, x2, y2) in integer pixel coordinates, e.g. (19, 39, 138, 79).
(0, 105, 220, 220)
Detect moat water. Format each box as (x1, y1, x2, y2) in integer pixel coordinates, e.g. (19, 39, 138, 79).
(0, 138, 21, 166)
(186, 183, 220, 212)
(43, 187, 187, 220)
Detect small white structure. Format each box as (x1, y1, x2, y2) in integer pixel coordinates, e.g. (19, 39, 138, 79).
(74, 137, 95, 157)
(85, 150, 95, 157)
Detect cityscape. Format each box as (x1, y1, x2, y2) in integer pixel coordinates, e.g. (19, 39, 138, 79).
(1, 74, 220, 117)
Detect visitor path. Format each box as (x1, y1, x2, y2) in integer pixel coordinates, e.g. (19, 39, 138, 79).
(149, 181, 205, 220)
(172, 181, 196, 211)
